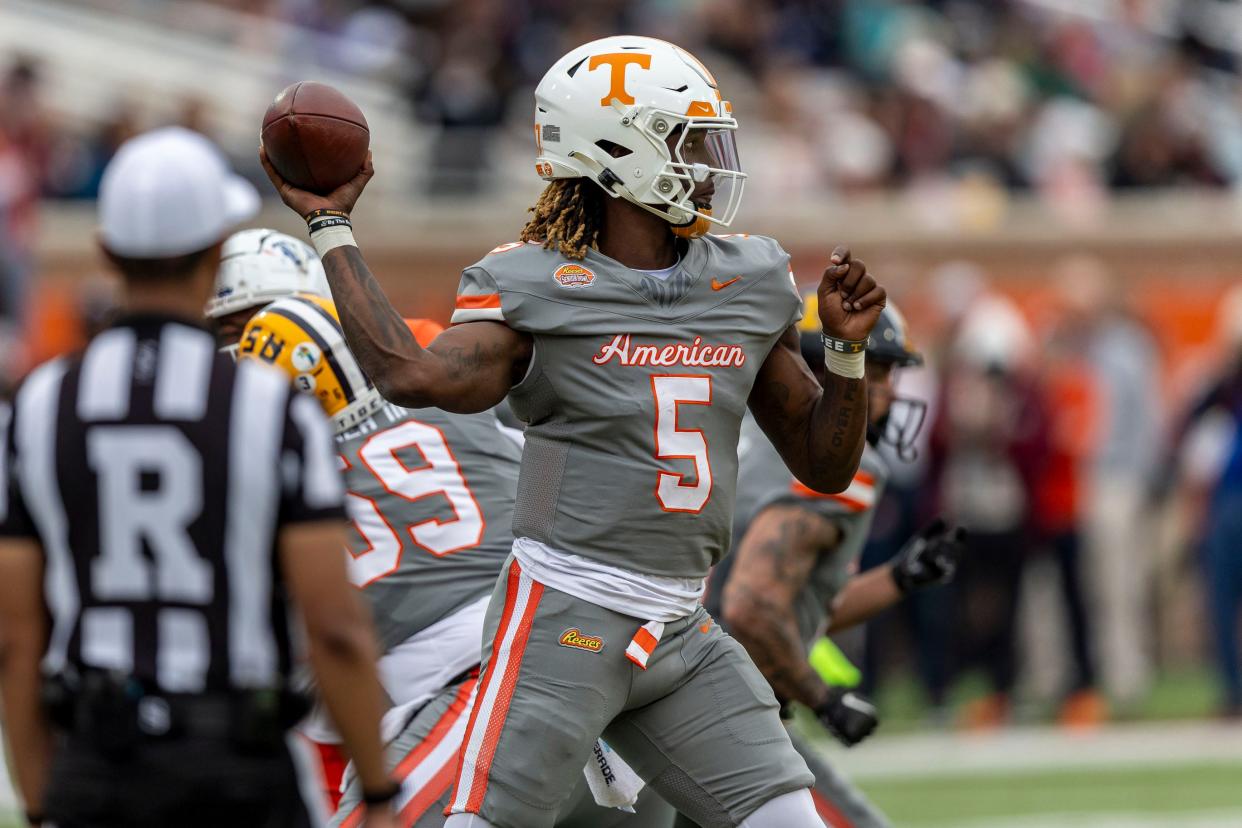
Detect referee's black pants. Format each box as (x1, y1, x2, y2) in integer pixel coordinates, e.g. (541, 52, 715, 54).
(45, 734, 315, 828)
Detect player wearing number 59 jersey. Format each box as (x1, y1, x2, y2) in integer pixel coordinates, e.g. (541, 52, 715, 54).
(237, 296, 522, 825)
(264, 35, 888, 828)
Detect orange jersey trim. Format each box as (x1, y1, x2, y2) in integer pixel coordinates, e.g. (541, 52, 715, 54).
(455, 294, 502, 310)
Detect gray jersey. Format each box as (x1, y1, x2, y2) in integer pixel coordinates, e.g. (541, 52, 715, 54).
(451, 235, 801, 579)
(336, 402, 520, 651)
(729, 413, 890, 649)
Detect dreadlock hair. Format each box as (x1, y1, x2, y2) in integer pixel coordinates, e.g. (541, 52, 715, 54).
(520, 178, 604, 260)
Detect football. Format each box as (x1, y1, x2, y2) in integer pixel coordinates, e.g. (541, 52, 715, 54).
(261, 81, 369, 194)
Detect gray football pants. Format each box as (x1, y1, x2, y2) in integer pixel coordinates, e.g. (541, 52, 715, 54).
(332, 672, 677, 828)
(668, 731, 889, 828)
(332, 675, 479, 827)
(445, 556, 813, 828)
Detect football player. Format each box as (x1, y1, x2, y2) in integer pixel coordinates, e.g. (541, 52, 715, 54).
(205, 228, 330, 354)
(708, 300, 965, 827)
(236, 297, 521, 825)
(263, 36, 886, 828)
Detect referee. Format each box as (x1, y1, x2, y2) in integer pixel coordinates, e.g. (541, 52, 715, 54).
(0, 128, 396, 828)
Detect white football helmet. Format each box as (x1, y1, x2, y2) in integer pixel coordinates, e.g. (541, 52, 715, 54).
(534, 36, 745, 231)
(206, 228, 330, 319)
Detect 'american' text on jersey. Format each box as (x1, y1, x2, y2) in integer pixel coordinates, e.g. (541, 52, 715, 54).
(591, 334, 747, 368)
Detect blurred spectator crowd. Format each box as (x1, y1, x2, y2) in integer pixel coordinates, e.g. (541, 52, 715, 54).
(857, 262, 1242, 727)
(7, 0, 1242, 200)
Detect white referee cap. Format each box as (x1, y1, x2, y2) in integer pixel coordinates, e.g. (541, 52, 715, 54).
(99, 127, 260, 258)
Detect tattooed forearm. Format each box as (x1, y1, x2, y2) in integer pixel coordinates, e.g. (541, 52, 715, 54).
(324, 247, 418, 388)
(750, 328, 867, 493)
(806, 373, 866, 490)
(728, 586, 829, 707)
(724, 506, 838, 709)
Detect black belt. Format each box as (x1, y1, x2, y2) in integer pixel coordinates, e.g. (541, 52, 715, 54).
(46, 673, 307, 755)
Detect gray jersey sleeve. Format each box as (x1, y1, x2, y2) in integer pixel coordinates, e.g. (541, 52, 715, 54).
(451, 258, 507, 325)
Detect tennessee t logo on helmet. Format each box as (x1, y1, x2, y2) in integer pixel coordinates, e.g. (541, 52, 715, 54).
(587, 53, 652, 106)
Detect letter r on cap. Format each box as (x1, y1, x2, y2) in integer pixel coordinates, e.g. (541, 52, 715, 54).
(588, 53, 652, 107)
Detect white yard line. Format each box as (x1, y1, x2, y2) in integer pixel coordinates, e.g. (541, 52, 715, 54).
(808, 720, 1242, 780)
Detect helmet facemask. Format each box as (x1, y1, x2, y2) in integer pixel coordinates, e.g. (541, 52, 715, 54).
(869, 392, 928, 462)
(586, 109, 745, 233)
(646, 115, 745, 231)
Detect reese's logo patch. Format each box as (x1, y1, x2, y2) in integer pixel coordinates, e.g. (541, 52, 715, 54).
(553, 263, 596, 289)
(559, 628, 604, 653)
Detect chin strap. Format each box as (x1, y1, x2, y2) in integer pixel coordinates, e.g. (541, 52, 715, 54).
(567, 152, 695, 227)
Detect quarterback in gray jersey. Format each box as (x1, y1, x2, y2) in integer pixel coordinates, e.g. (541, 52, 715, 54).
(709, 301, 966, 828)
(265, 35, 889, 828)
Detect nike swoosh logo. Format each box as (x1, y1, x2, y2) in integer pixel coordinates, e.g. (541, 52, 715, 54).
(711, 276, 741, 291)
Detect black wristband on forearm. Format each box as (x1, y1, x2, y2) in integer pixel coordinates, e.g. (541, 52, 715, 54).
(362, 781, 401, 806)
(304, 208, 351, 222)
(821, 334, 867, 355)
(307, 215, 353, 233)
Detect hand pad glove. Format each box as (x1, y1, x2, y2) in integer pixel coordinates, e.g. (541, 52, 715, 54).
(815, 687, 878, 747)
(891, 518, 967, 595)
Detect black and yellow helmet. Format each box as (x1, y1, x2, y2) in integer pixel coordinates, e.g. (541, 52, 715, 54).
(238, 295, 385, 434)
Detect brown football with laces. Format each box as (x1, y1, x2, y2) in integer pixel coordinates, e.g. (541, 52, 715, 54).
(261, 81, 369, 194)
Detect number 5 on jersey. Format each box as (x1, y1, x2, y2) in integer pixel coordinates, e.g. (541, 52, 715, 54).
(652, 375, 713, 513)
(341, 420, 485, 587)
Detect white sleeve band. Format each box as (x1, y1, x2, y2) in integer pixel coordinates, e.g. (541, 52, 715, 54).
(825, 349, 865, 379)
(310, 226, 357, 258)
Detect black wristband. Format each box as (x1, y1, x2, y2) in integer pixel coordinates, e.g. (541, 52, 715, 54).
(362, 781, 401, 806)
(821, 333, 867, 355)
(308, 215, 353, 233)
(25, 810, 42, 827)
(304, 208, 351, 222)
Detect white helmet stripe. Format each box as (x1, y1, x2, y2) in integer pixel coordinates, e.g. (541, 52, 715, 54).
(288, 297, 375, 392)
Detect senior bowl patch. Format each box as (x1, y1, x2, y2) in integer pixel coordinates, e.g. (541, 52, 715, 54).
(553, 263, 595, 289)
(559, 628, 605, 653)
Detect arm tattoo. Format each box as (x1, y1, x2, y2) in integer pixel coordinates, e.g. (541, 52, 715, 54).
(324, 246, 417, 379)
(751, 328, 867, 492)
(726, 508, 836, 708)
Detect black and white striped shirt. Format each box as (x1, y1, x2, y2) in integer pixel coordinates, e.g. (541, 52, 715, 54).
(0, 313, 344, 694)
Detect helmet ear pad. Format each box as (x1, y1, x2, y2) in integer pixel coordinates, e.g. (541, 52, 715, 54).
(671, 211, 712, 240)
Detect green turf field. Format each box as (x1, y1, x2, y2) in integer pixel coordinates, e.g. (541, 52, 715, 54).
(1, 671, 1233, 826)
(0, 757, 1238, 827)
(859, 762, 1242, 827)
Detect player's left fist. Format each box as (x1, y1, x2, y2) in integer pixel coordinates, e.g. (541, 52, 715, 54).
(817, 245, 887, 343)
(890, 518, 967, 595)
(815, 687, 879, 747)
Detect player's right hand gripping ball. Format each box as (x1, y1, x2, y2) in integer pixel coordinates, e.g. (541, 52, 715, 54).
(816, 687, 879, 747)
